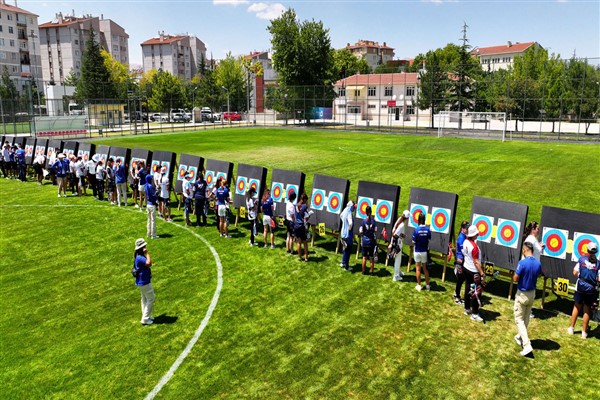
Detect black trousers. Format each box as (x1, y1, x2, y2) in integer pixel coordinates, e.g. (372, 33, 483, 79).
(463, 269, 480, 315)
(194, 198, 206, 225)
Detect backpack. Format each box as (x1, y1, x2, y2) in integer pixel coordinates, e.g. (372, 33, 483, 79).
(131, 262, 138, 278)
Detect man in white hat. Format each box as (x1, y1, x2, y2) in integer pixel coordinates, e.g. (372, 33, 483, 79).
(133, 238, 155, 325)
(389, 210, 410, 281)
(52, 153, 70, 197)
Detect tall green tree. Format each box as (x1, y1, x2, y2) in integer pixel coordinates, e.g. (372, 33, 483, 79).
(101, 49, 135, 101)
(332, 48, 371, 81)
(0, 66, 18, 100)
(214, 52, 247, 112)
(76, 27, 117, 101)
(146, 70, 184, 112)
(416, 51, 450, 128)
(563, 58, 600, 133)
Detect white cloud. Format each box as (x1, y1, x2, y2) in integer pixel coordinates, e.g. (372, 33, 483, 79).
(247, 3, 287, 20)
(213, 0, 250, 6)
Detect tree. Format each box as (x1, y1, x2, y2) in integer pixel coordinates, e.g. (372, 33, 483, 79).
(195, 69, 220, 111)
(76, 27, 117, 101)
(101, 49, 135, 101)
(332, 48, 371, 81)
(563, 58, 600, 133)
(214, 52, 247, 112)
(416, 51, 450, 128)
(0, 65, 18, 101)
(146, 70, 184, 112)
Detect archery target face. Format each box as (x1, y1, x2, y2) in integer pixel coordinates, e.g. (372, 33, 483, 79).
(25, 145, 34, 157)
(409, 204, 428, 228)
(248, 178, 260, 198)
(430, 207, 451, 234)
(178, 164, 187, 181)
(542, 227, 568, 259)
(236, 176, 248, 195)
(216, 171, 227, 183)
(36, 145, 45, 156)
(188, 166, 197, 180)
(375, 199, 393, 224)
(151, 160, 161, 173)
(286, 184, 299, 203)
(572, 232, 600, 262)
(99, 154, 108, 165)
(356, 196, 374, 220)
(161, 161, 170, 172)
(47, 147, 56, 159)
(327, 191, 343, 214)
(271, 182, 284, 202)
(311, 189, 326, 211)
(472, 214, 493, 243)
(205, 170, 215, 187)
(130, 158, 142, 173)
(495, 218, 521, 248)
(79, 150, 90, 161)
(64, 148, 75, 158)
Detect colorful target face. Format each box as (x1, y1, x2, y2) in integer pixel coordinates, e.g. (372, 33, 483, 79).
(64, 149, 74, 158)
(327, 191, 343, 214)
(248, 178, 260, 198)
(178, 164, 187, 181)
(495, 218, 521, 248)
(311, 188, 326, 210)
(161, 161, 170, 172)
(572, 232, 600, 262)
(47, 147, 55, 159)
(130, 158, 142, 173)
(375, 199, 393, 224)
(236, 176, 248, 195)
(542, 227, 568, 259)
(80, 150, 90, 161)
(472, 213, 494, 243)
(25, 145, 34, 157)
(271, 182, 284, 202)
(115, 156, 125, 166)
(151, 160, 161, 173)
(216, 171, 227, 182)
(409, 204, 429, 228)
(430, 207, 451, 234)
(205, 170, 215, 187)
(36, 146, 45, 156)
(188, 166, 197, 180)
(356, 196, 374, 220)
(99, 154, 108, 165)
(286, 184, 299, 203)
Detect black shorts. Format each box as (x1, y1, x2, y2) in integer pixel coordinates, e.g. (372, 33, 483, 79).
(286, 220, 294, 235)
(294, 225, 307, 241)
(574, 291, 598, 308)
(362, 245, 374, 258)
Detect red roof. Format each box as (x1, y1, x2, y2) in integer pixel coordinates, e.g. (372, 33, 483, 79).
(472, 42, 537, 56)
(336, 73, 419, 86)
(141, 35, 187, 45)
(0, 3, 38, 17)
(39, 16, 91, 29)
(347, 40, 394, 51)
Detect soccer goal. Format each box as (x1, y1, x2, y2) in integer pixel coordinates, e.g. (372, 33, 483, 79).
(436, 111, 508, 141)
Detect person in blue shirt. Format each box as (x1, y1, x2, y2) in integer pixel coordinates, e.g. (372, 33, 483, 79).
(15, 144, 26, 182)
(193, 172, 208, 226)
(453, 221, 470, 304)
(261, 188, 275, 248)
(133, 238, 154, 325)
(568, 242, 599, 339)
(215, 178, 231, 237)
(513, 241, 544, 358)
(359, 206, 377, 276)
(412, 212, 431, 291)
(114, 158, 127, 206)
(52, 153, 70, 197)
(340, 201, 356, 271)
(144, 174, 158, 238)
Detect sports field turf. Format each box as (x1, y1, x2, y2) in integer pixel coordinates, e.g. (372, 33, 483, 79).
(1, 128, 598, 399)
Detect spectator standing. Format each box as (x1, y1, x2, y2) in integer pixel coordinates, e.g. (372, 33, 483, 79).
(75, 156, 85, 196)
(192, 172, 207, 226)
(567, 242, 599, 339)
(523, 221, 545, 261)
(53, 153, 69, 197)
(158, 165, 171, 222)
(15, 144, 26, 182)
(215, 178, 231, 237)
(67, 154, 77, 194)
(412, 212, 431, 290)
(137, 161, 148, 211)
(453, 221, 470, 304)
(389, 210, 410, 281)
(359, 206, 377, 276)
(144, 174, 158, 238)
(115, 158, 127, 206)
(32, 153, 45, 185)
(261, 189, 275, 248)
(0, 142, 8, 178)
(133, 238, 154, 325)
(463, 225, 486, 322)
(285, 193, 297, 254)
(513, 241, 543, 358)
(182, 172, 194, 226)
(95, 160, 106, 201)
(106, 158, 116, 204)
(86, 155, 98, 198)
(246, 187, 259, 246)
(293, 192, 310, 262)
(339, 201, 356, 271)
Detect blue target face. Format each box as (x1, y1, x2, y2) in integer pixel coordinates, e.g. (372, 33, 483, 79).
(409, 204, 428, 228)
(248, 178, 260, 198)
(311, 188, 326, 210)
(327, 191, 343, 214)
(271, 181, 284, 202)
(235, 176, 248, 195)
(472, 214, 494, 243)
(430, 207, 451, 234)
(572, 232, 600, 262)
(495, 218, 521, 248)
(356, 196, 374, 220)
(286, 184, 299, 203)
(375, 199, 393, 224)
(205, 170, 216, 187)
(216, 171, 227, 182)
(542, 227, 568, 259)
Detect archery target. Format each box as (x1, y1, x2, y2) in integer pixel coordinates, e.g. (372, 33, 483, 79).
(79, 150, 90, 161)
(286, 184, 299, 203)
(47, 147, 56, 159)
(542, 227, 568, 259)
(311, 189, 326, 211)
(206, 170, 215, 187)
(271, 182, 284, 202)
(409, 204, 428, 228)
(130, 158, 143, 174)
(98, 153, 108, 165)
(327, 191, 343, 214)
(495, 218, 521, 248)
(472, 214, 494, 243)
(151, 160, 161, 173)
(161, 161, 170, 172)
(248, 178, 260, 195)
(236, 176, 248, 195)
(36, 145, 46, 156)
(356, 196, 374, 220)
(114, 156, 125, 165)
(188, 166, 197, 180)
(430, 207, 451, 234)
(216, 171, 227, 183)
(25, 145, 34, 157)
(572, 232, 600, 262)
(375, 199, 393, 224)
(178, 164, 187, 181)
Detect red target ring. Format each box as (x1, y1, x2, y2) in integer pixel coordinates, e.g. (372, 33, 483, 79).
(476, 221, 489, 236)
(500, 225, 515, 241)
(577, 239, 592, 256)
(434, 213, 446, 229)
(314, 193, 323, 207)
(237, 179, 246, 192)
(273, 185, 281, 198)
(377, 204, 389, 219)
(546, 233, 563, 252)
(178, 167, 186, 178)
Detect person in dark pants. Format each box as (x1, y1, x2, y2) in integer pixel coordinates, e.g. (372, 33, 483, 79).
(95, 160, 105, 201)
(453, 221, 470, 304)
(359, 206, 377, 275)
(246, 187, 259, 245)
(193, 172, 208, 226)
(568, 242, 599, 339)
(15, 144, 26, 182)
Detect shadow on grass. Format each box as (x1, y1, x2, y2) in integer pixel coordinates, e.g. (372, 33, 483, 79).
(155, 233, 174, 239)
(531, 338, 561, 351)
(480, 309, 501, 322)
(152, 314, 178, 325)
(530, 308, 559, 320)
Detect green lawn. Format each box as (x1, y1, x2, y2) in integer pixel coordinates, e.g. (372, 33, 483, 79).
(1, 128, 598, 399)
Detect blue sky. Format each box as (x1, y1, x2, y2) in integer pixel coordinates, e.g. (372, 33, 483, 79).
(21, 0, 600, 67)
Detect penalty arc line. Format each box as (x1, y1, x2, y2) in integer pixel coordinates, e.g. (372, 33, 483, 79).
(2, 204, 223, 399)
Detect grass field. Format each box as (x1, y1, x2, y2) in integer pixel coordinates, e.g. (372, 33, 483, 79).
(1, 128, 599, 399)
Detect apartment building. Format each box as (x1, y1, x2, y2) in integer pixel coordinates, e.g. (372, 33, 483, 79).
(471, 41, 542, 72)
(345, 40, 395, 72)
(244, 50, 278, 113)
(141, 32, 207, 81)
(39, 12, 129, 84)
(0, 0, 41, 93)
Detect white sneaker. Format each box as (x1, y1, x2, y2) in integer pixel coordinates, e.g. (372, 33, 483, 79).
(514, 335, 523, 347)
(582, 331, 588, 339)
(58, 194, 61, 198)
(425, 284, 431, 291)
(393, 275, 403, 281)
(470, 314, 484, 322)
(520, 344, 534, 357)
(142, 319, 154, 325)
(567, 326, 574, 335)
(415, 284, 422, 291)
(134, 204, 139, 208)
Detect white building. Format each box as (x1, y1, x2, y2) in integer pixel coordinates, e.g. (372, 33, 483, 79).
(0, 0, 41, 93)
(141, 32, 207, 81)
(39, 13, 129, 84)
(471, 41, 542, 72)
(333, 73, 427, 123)
(345, 40, 395, 72)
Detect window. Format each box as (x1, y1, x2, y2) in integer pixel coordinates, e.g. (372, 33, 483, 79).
(406, 105, 415, 115)
(337, 104, 345, 109)
(0, 26, 2, 32)
(338, 87, 346, 97)
(406, 86, 415, 96)
(0, 38, 4, 46)
(9, 26, 13, 34)
(9, 39, 15, 47)
(74, 39, 79, 45)
(384, 86, 393, 96)
(348, 106, 360, 114)
(368, 104, 376, 109)
(112, 44, 118, 51)
(75, 50, 79, 56)
(7, 14, 13, 21)
(354, 89, 361, 97)
(368, 86, 376, 96)
(381, 105, 387, 109)
(0, 52, 5, 59)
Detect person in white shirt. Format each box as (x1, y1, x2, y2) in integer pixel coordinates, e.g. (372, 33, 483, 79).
(158, 166, 172, 222)
(389, 210, 410, 281)
(285, 193, 297, 253)
(246, 187, 259, 246)
(523, 221, 545, 261)
(182, 173, 194, 225)
(75, 156, 86, 196)
(462, 225, 486, 322)
(32, 154, 46, 185)
(95, 160, 106, 201)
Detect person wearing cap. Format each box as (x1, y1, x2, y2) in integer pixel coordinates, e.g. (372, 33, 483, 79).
(359, 205, 378, 275)
(568, 242, 599, 339)
(340, 200, 356, 271)
(389, 209, 410, 281)
(133, 238, 155, 325)
(144, 174, 159, 239)
(53, 153, 70, 197)
(115, 158, 127, 206)
(192, 172, 207, 226)
(285, 192, 298, 253)
(462, 225, 486, 322)
(453, 221, 470, 304)
(513, 241, 544, 358)
(412, 212, 432, 290)
(182, 172, 194, 226)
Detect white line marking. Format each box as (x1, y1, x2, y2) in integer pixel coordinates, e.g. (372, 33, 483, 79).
(2, 203, 223, 398)
(337, 146, 507, 163)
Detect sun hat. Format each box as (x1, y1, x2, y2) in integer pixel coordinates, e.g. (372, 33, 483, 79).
(402, 210, 410, 218)
(135, 238, 147, 251)
(587, 242, 598, 254)
(57, 153, 65, 159)
(92, 154, 100, 162)
(467, 225, 479, 238)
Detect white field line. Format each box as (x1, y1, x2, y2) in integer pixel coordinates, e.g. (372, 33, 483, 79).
(337, 146, 507, 163)
(2, 204, 223, 399)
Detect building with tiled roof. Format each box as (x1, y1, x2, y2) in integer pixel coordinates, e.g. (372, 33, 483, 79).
(0, 0, 41, 94)
(471, 41, 542, 72)
(242, 50, 278, 113)
(345, 40, 395, 72)
(39, 12, 129, 84)
(141, 32, 206, 81)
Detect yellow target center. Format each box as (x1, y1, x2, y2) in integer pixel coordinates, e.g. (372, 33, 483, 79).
(550, 238, 559, 247)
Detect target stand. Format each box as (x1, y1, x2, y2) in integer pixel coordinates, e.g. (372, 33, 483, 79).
(311, 224, 341, 251)
(405, 246, 449, 281)
(540, 277, 576, 309)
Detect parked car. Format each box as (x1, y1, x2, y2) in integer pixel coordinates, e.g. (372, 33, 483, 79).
(151, 113, 169, 122)
(172, 112, 191, 123)
(222, 111, 242, 121)
(200, 108, 215, 122)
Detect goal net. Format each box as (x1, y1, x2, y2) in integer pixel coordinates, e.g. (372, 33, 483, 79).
(436, 111, 507, 141)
